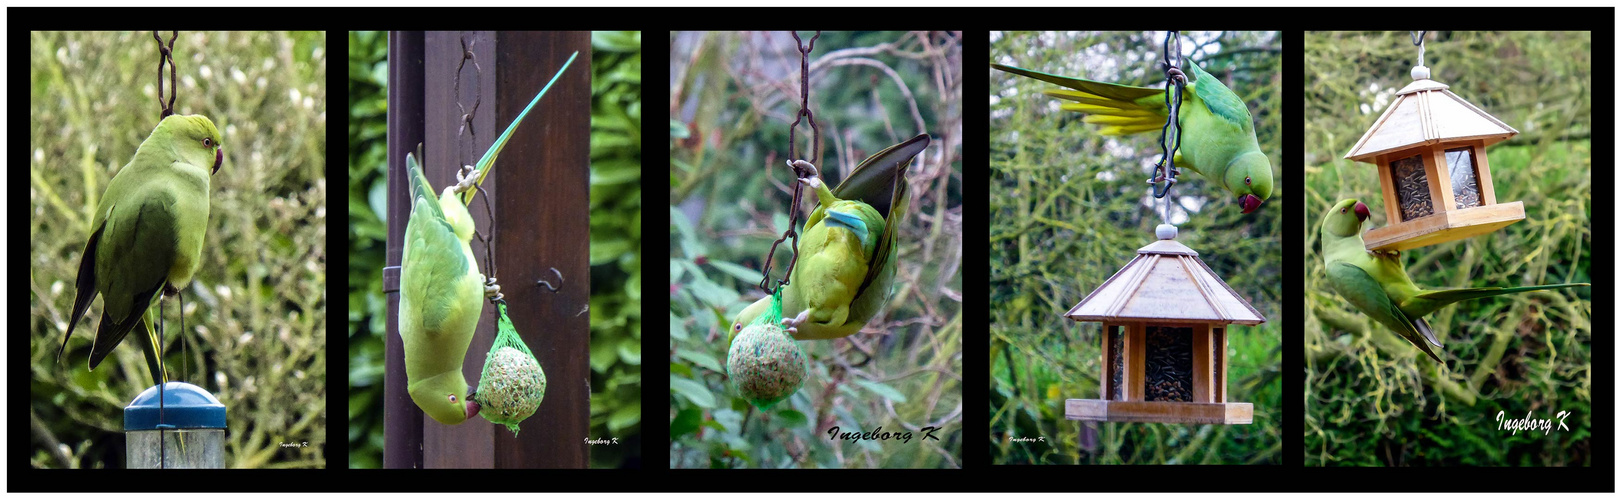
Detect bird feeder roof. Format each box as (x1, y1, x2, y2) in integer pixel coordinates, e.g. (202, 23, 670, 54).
(124, 382, 228, 431)
(1064, 231, 1265, 326)
(1345, 78, 1519, 163)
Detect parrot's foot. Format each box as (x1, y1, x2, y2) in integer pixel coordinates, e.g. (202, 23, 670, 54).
(485, 278, 503, 301)
(453, 164, 479, 194)
(796, 176, 824, 191)
(780, 309, 812, 336)
(787, 159, 818, 179)
(536, 267, 563, 292)
(1368, 249, 1401, 259)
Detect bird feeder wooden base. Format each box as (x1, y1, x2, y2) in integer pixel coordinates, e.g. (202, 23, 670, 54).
(1065, 399, 1253, 425)
(1364, 201, 1524, 252)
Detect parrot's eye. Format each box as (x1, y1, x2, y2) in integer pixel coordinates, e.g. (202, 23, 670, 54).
(1340, 208, 1347, 214)
(1244, 176, 1251, 185)
(447, 395, 457, 403)
(203, 138, 213, 148)
(732, 323, 743, 333)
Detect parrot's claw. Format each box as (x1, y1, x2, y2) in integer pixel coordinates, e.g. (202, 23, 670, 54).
(787, 159, 818, 179)
(484, 279, 502, 301)
(796, 176, 824, 190)
(780, 309, 812, 336)
(453, 164, 479, 194)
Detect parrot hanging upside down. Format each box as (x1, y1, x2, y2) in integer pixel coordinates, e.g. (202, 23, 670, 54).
(1319, 199, 1589, 362)
(398, 51, 578, 425)
(991, 58, 1274, 214)
(399, 145, 488, 425)
(57, 114, 223, 385)
(731, 134, 930, 342)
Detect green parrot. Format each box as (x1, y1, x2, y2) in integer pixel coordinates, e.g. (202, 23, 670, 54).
(730, 134, 930, 342)
(1319, 199, 1589, 362)
(57, 114, 223, 385)
(992, 58, 1274, 214)
(397, 51, 577, 425)
(399, 145, 486, 425)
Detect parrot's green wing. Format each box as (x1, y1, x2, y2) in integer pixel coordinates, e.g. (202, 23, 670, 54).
(835, 134, 927, 304)
(1185, 61, 1252, 130)
(404, 148, 473, 334)
(1326, 261, 1441, 363)
(461, 51, 579, 206)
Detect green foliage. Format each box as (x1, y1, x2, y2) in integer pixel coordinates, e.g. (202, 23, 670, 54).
(346, 29, 390, 470)
(989, 31, 1283, 465)
(29, 31, 328, 468)
(585, 30, 644, 469)
(669, 31, 964, 468)
(1303, 31, 1592, 466)
(345, 31, 643, 469)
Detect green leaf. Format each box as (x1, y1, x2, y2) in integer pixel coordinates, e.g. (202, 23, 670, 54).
(708, 260, 762, 285)
(677, 349, 725, 375)
(775, 409, 809, 428)
(609, 400, 641, 432)
(670, 407, 702, 439)
(854, 379, 908, 403)
(670, 375, 716, 408)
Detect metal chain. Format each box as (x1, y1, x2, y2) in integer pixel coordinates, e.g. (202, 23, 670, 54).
(1148, 31, 1188, 223)
(1411, 31, 1427, 68)
(153, 31, 177, 120)
(759, 31, 821, 295)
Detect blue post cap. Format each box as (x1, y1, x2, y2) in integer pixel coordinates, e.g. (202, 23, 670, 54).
(124, 382, 226, 431)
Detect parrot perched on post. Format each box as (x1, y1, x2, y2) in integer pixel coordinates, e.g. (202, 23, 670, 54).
(57, 114, 223, 385)
(397, 51, 577, 425)
(991, 58, 1274, 214)
(730, 134, 930, 342)
(1318, 199, 1589, 362)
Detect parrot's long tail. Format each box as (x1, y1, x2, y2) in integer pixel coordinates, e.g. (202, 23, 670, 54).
(1408, 283, 1590, 318)
(991, 63, 1167, 136)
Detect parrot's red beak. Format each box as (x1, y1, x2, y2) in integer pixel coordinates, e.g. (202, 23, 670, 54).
(465, 400, 481, 421)
(1353, 201, 1370, 222)
(212, 147, 223, 175)
(1239, 194, 1263, 214)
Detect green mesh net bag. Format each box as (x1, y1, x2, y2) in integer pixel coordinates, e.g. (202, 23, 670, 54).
(473, 301, 546, 435)
(725, 289, 807, 410)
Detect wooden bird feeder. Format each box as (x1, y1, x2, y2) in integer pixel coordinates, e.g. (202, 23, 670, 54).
(1344, 65, 1524, 252)
(1062, 226, 1263, 425)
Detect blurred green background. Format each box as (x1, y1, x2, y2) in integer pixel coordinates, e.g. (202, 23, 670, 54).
(989, 31, 1283, 465)
(1303, 31, 1591, 466)
(28, 31, 328, 468)
(346, 31, 643, 469)
(669, 31, 964, 468)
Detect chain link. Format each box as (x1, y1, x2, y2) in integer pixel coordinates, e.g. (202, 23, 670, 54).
(759, 31, 822, 295)
(1148, 31, 1188, 223)
(153, 31, 177, 120)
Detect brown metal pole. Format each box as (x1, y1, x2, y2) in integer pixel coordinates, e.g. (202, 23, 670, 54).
(384, 30, 425, 470)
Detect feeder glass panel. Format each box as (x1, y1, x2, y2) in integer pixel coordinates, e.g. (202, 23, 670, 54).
(1445, 147, 1483, 209)
(1389, 154, 1433, 221)
(1145, 326, 1193, 402)
(1109, 327, 1123, 400)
